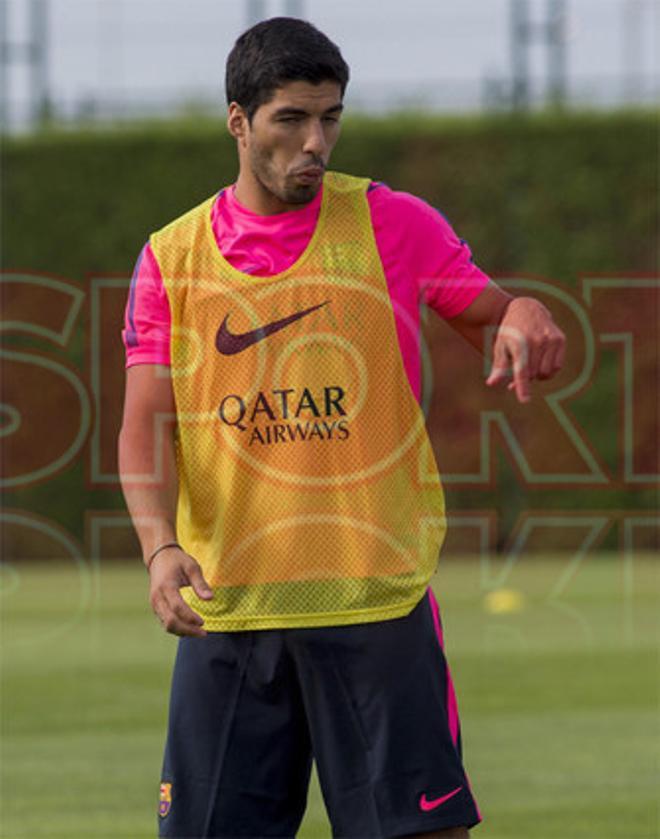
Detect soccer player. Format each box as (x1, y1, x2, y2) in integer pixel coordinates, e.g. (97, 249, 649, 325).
(119, 17, 565, 839)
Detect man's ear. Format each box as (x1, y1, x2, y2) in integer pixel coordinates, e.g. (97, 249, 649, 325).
(227, 102, 249, 144)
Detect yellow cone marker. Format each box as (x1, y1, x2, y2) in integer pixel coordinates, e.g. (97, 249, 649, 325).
(483, 588, 526, 614)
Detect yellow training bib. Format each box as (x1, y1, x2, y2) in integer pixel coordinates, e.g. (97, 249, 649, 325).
(151, 172, 446, 630)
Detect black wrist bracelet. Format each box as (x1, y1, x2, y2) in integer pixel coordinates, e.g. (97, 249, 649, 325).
(146, 540, 181, 569)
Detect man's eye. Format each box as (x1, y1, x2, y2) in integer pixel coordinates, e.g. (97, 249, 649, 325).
(279, 116, 301, 123)
(323, 116, 339, 123)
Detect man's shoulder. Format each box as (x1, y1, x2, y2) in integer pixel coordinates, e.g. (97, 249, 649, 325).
(366, 181, 453, 235)
(368, 181, 438, 212)
(328, 173, 433, 217)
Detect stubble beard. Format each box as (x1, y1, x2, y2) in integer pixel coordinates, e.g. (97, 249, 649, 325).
(249, 144, 321, 207)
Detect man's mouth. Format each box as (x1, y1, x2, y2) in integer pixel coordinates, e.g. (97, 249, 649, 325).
(293, 166, 325, 183)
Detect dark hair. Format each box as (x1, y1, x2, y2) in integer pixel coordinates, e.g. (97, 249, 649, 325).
(226, 17, 350, 122)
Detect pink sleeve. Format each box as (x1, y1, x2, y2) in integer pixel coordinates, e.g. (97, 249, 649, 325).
(122, 242, 172, 368)
(369, 185, 490, 319)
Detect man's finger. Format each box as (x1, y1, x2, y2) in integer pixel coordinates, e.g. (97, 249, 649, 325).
(187, 562, 214, 601)
(511, 350, 531, 403)
(150, 590, 167, 621)
(160, 587, 207, 637)
(537, 341, 559, 379)
(526, 343, 541, 381)
(161, 610, 207, 638)
(486, 338, 511, 386)
(163, 586, 204, 626)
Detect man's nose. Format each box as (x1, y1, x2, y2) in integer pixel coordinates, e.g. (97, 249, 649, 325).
(302, 120, 327, 157)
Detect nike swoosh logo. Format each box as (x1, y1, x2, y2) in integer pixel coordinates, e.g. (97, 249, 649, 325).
(419, 785, 463, 812)
(215, 301, 330, 355)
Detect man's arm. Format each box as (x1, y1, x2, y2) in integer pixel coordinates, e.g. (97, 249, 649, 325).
(445, 280, 566, 403)
(118, 364, 213, 637)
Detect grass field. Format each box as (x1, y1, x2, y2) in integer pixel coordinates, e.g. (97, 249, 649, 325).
(1, 554, 658, 839)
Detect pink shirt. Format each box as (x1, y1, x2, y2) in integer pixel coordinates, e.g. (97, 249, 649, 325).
(123, 181, 490, 401)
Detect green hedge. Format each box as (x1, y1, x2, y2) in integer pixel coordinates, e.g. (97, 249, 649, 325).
(3, 110, 657, 283)
(1, 111, 657, 550)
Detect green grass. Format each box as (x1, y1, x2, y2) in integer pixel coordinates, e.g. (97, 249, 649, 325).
(1, 555, 658, 838)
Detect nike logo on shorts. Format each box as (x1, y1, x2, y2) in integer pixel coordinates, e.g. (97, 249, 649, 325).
(419, 784, 463, 812)
(215, 301, 330, 355)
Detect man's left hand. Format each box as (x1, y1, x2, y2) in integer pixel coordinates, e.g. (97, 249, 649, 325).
(486, 297, 566, 403)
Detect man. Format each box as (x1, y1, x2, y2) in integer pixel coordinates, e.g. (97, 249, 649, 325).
(119, 17, 565, 839)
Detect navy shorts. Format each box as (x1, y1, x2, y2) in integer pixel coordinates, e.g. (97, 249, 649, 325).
(158, 587, 482, 838)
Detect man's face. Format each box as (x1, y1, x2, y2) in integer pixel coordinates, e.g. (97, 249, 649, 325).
(230, 80, 344, 208)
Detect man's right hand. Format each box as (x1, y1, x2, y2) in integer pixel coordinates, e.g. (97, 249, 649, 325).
(148, 547, 214, 638)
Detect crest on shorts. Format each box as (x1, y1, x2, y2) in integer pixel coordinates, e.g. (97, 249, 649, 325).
(159, 782, 172, 817)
